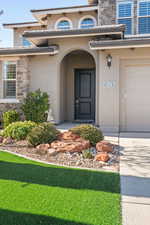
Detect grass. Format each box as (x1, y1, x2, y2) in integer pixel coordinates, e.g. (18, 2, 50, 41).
(0, 151, 121, 225)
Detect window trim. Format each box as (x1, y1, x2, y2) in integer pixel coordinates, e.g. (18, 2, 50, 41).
(137, 0, 150, 34)
(116, 0, 134, 35)
(2, 61, 17, 99)
(78, 15, 97, 29)
(55, 17, 73, 30)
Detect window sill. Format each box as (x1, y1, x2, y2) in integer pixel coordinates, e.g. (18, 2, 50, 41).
(0, 99, 20, 104)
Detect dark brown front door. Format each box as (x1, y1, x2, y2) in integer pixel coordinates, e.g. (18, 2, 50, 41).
(75, 69, 95, 121)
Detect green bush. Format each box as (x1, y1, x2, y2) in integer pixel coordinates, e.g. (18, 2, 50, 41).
(70, 124, 104, 146)
(21, 89, 50, 123)
(27, 122, 60, 147)
(3, 121, 37, 141)
(3, 110, 20, 128)
(82, 149, 94, 159)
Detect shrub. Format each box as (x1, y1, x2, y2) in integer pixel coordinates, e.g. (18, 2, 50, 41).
(3, 121, 37, 141)
(27, 122, 60, 147)
(70, 124, 104, 146)
(21, 89, 50, 123)
(3, 110, 20, 128)
(82, 149, 94, 159)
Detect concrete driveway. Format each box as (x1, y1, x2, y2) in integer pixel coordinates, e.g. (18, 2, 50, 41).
(120, 133, 150, 225)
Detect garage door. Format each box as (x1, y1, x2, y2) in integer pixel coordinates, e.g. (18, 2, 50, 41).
(120, 59, 150, 132)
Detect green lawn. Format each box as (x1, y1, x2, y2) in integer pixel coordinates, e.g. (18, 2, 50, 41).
(0, 151, 121, 225)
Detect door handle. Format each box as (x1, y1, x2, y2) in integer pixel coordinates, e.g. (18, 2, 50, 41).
(75, 99, 79, 104)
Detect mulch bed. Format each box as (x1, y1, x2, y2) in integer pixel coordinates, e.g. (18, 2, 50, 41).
(0, 140, 120, 172)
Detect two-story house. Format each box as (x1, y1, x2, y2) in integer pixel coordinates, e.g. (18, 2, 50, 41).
(0, 0, 150, 133)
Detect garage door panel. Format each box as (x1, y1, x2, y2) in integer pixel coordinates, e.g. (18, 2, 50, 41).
(120, 61, 150, 132)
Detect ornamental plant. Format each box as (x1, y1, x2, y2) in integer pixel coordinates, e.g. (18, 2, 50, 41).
(27, 122, 60, 147)
(21, 89, 50, 123)
(3, 110, 20, 128)
(3, 121, 37, 141)
(70, 124, 104, 146)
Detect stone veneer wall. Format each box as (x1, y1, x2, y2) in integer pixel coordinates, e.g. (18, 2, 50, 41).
(0, 56, 30, 124)
(98, 0, 116, 25)
(98, 0, 138, 34)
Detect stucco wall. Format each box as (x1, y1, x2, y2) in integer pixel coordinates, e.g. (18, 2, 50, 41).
(29, 37, 97, 124)
(98, 47, 150, 132)
(47, 11, 98, 30)
(13, 26, 47, 47)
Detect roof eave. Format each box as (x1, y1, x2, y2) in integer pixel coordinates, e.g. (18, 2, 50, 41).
(0, 47, 59, 57)
(89, 39, 150, 50)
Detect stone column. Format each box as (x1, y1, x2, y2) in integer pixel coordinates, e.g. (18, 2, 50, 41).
(133, 0, 138, 35)
(17, 56, 30, 102)
(98, 0, 116, 25)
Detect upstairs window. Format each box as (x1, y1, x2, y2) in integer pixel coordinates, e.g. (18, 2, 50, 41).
(138, 0, 150, 34)
(117, 1, 133, 35)
(80, 18, 95, 29)
(3, 61, 17, 99)
(22, 37, 31, 47)
(57, 20, 71, 30)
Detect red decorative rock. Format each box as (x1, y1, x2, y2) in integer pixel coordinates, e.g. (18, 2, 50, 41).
(59, 131, 80, 141)
(96, 141, 113, 153)
(2, 137, 14, 145)
(50, 139, 90, 153)
(47, 149, 58, 157)
(0, 136, 3, 143)
(95, 153, 110, 162)
(36, 144, 50, 155)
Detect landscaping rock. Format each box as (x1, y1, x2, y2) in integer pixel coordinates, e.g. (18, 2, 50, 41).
(96, 141, 113, 153)
(47, 148, 58, 157)
(51, 139, 90, 153)
(95, 153, 110, 162)
(3, 137, 14, 145)
(36, 144, 50, 155)
(59, 131, 80, 141)
(0, 136, 3, 143)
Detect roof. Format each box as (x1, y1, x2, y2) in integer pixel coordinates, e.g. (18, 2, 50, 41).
(31, 4, 98, 23)
(23, 25, 125, 39)
(0, 46, 59, 57)
(3, 21, 43, 29)
(31, 4, 98, 13)
(90, 37, 150, 49)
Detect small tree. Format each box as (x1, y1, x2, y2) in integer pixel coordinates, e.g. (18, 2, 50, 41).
(21, 89, 50, 123)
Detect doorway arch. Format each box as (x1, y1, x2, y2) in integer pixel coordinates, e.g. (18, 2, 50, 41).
(59, 49, 96, 123)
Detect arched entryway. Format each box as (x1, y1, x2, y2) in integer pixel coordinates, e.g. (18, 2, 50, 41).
(59, 49, 96, 123)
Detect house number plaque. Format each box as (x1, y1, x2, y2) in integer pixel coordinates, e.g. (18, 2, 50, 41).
(103, 81, 116, 88)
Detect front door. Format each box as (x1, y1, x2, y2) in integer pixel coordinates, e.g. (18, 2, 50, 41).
(75, 69, 95, 121)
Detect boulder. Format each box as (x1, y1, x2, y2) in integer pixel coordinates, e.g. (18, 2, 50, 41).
(0, 136, 3, 143)
(59, 131, 80, 141)
(51, 139, 90, 153)
(47, 148, 58, 157)
(96, 141, 113, 153)
(36, 144, 50, 155)
(95, 153, 110, 162)
(2, 137, 14, 145)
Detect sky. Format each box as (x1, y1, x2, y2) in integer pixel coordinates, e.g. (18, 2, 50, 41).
(0, 0, 87, 47)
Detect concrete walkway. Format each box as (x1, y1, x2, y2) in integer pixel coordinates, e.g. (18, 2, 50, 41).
(120, 133, 150, 225)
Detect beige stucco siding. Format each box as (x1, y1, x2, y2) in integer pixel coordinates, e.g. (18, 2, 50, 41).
(47, 11, 97, 30)
(13, 26, 47, 47)
(98, 47, 150, 132)
(29, 37, 97, 124)
(29, 55, 59, 122)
